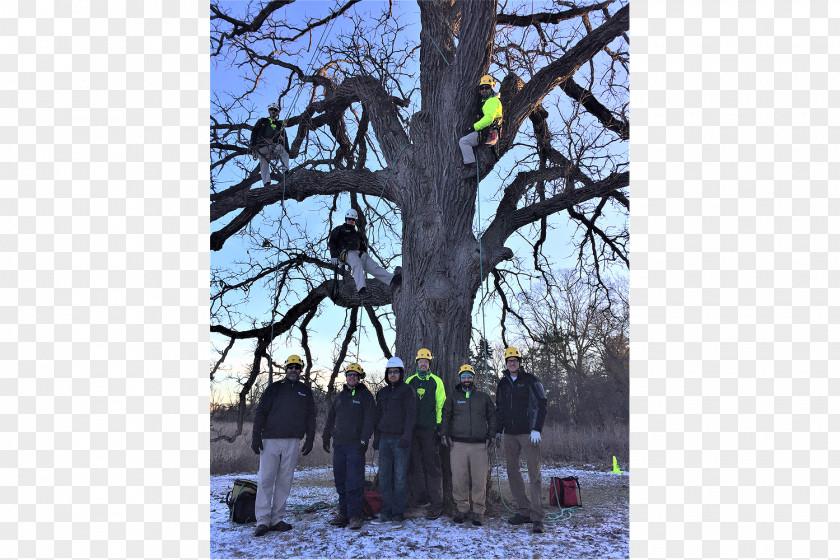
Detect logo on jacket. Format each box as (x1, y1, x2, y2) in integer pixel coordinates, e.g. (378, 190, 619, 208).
(298, 391, 306, 397)
(416, 388, 426, 399)
(456, 399, 467, 405)
(352, 399, 360, 404)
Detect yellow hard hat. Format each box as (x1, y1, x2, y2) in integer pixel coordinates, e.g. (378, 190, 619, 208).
(286, 354, 304, 367)
(478, 74, 496, 89)
(503, 347, 522, 361)
(416, 348, 433, 362)
(458, 364, 475, 376)
(346, 363, 365, 379)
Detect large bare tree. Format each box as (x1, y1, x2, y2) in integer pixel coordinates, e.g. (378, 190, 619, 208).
(211, 0, 629, 439)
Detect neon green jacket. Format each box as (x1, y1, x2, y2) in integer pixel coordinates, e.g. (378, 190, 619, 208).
(473, 94, 503, 131)
(405, 370, 446, 430)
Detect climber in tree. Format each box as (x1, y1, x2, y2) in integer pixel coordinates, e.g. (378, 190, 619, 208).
(328, 208, 402, 299)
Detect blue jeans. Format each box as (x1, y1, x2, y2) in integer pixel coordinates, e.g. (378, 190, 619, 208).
(332, 443, 365, 519)
(378, 437, 410, 517)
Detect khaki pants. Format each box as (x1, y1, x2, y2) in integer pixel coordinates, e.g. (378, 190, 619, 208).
(256, 143, 290, 185)
(458, 131, 480, 164)
(503, 433, 544, 522)
(344, 250, 393, 292)
(255, 438, 299, 526)
(450, 442, 489, 514)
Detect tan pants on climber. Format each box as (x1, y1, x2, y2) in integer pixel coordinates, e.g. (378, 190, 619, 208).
(344, 250, 393, 292)
(256, 143, 290, 185)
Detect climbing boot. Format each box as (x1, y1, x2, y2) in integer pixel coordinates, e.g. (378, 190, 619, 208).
(471, 512, 484, 526)
(328, 513, 349, 527)
(532, 520, 545, 533)
(507, 513, 532, 525)
(253, 524, 270, 537)
(269, 520, 293, 532)
(425, 504, 443, 520)
(348, 517, 363, 530)
(452, 511, 467, 524)
(462, 164, 477, 179)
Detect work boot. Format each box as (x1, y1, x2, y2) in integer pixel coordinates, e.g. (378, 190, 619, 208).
(452, 511, 467, 524)
(462, 163, 477, 179)
(269, 520, 293, 532)
(532, 520, 545, 533)
(390, 514, 404, 529)
(471, 512, 484, 526)
(253, 524, 270, 537)
(507, 513, 532, 525)
(425, 504, 443, 520)
(348, 517, 363, 530)
(358, 287, 367, 299)
(390, 268, 402, 289)
(370, 513, 391, 525)
(328, 513, 349, 527)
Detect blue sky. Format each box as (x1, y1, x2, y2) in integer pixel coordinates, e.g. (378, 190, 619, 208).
(210, 0, 628, 400)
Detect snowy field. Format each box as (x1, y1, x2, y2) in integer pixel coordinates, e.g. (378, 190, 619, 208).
(211, 464, 629, 559)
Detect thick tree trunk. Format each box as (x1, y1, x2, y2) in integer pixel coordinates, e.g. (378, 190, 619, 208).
(392, 165, 481, 391)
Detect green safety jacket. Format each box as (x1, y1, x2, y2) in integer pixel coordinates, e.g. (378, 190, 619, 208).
(405, 370, 446, 430)
(473, 94, 503, 132)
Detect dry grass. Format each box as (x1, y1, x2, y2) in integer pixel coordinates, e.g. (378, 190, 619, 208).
(211, 420, 628, 476)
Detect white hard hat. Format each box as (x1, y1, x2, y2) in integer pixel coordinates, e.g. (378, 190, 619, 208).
(268, 103, 279, 111)
(386, 357, 404, 370)
(345, 208, 359, 220)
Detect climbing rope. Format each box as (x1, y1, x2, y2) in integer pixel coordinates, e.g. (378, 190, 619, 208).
(265, 12, 341, 381)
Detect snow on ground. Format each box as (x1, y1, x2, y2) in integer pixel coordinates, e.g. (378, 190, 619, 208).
(211, 465, 628, 559)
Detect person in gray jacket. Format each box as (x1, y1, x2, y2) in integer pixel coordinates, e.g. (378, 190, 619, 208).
(440, 364, 496, 526)
(250, 354, 316, 536)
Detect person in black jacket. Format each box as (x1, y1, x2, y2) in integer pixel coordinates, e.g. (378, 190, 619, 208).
(322, 363, 376, 530)
(370, 357, 416, 529)
(250, 102, 290, 187)
(250, 354, 316, 537)
(327, 208, 401, 299)
(495, 346, 548, 534)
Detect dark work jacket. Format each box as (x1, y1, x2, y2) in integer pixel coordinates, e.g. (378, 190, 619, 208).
(328, 223, 368, 258)
(373, 371, 416, 443)
(252, 378, 316, 443)
(250, 116, 290, 151)
(441, 383, 496, 443)
(495, 368, 547, 435)
(322, 383, 376, 445)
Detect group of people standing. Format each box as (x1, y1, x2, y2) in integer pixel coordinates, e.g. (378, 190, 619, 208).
(249, 346, 548, 537)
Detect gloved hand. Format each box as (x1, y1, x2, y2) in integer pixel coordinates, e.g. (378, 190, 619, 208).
(398, 438, 410, 449)
(485, 438, 494, 449)
(360, 439, 369, 454)
(322, 438, 331, 454)
(301, 438, 314, 456)
(331, 257, 338, 266)
(251, 438, 263, 455)
(495, 433, 503, 447)
(434, 424, 442, 442)
(530, 430, 541, 445)
(372, 439, 380, 451)
(442, 435, 453, 448)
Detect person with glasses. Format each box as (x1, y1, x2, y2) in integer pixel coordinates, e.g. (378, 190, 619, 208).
(249, 101, 291, 187)
(370, 357, 416, 529)
(250, 354, 316, 537)
(327, 208, 402, 300)
(458, 74, 503, 179)
(322, 363, 376, 530)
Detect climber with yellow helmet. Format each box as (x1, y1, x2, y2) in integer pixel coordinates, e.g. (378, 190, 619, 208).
(250, 354, 316, 536)
(459, 74, 503, 179)
(404, 348, 447, 519)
